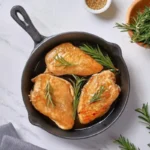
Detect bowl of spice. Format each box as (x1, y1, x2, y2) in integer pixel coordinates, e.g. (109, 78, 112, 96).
(84, 0, 112, 14)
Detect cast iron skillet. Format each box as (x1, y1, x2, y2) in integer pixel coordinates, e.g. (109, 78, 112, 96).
(11, 5, 130, 139)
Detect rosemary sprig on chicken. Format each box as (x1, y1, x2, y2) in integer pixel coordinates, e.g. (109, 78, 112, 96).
(90, 85, 105, 103)
(69, 75, 86, 119)
(54, 54, 75, 67)
(80, 44, 117, 72)
(45, 81, 55, 107)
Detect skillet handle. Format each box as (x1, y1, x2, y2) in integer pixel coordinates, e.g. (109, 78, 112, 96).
(11, 5, 45, 45)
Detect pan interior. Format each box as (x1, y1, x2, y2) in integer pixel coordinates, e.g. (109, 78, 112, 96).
(29, 41, 121, 130)
(22, 32, 129, 138)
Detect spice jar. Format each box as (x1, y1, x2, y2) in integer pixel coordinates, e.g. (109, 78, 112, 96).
(83, 0, 112, 14)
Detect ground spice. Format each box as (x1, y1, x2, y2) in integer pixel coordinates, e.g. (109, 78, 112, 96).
(86, 0, 107, 10)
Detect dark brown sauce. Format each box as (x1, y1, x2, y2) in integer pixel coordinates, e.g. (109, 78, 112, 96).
(32, 42, 121, 130)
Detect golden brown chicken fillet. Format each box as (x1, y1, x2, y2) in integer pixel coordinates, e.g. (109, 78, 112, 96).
(45, 43, 103, 76)
(78, 70, 121, 124)
(30, 74, 74, 130)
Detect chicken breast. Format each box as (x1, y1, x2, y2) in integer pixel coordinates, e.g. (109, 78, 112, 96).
(30, 74, 74, 130)
(78, 70, 121, 124)
(45, 43, 103, 76)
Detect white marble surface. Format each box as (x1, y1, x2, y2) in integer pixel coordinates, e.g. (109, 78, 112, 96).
(0, 0, 150, 149)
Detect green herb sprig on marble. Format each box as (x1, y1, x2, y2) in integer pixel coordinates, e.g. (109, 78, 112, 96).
(115, 103, 150, 149)
(135, 103, 150, 132)
(114, 135, 140, 150)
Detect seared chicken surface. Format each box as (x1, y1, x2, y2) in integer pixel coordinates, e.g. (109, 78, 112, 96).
(78, 70, 120, 124)
(45, 43, 103, 76)
(30, 74, 74, 130)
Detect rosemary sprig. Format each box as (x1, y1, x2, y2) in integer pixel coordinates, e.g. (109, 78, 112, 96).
(45, 82, 55, 107)
(90, 86, 105, 103)
(79, 44, 116, 71)
(54, 54, 75, 67)
(69, 75, 86, 120)
(115, 23, 136, 32)
(135, 103, 150, 131)
(114, 135, 140, 150)
(115, 7, 150, 45)
(114, 104, 150, 150)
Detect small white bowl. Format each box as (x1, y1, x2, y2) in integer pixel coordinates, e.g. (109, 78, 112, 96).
(83, 0, 112, 14)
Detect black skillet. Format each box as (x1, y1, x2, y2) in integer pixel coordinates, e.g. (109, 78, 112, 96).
(10, 5, 130, 139)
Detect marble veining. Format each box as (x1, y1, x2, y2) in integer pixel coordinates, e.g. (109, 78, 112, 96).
(0, 0, 150, 149)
